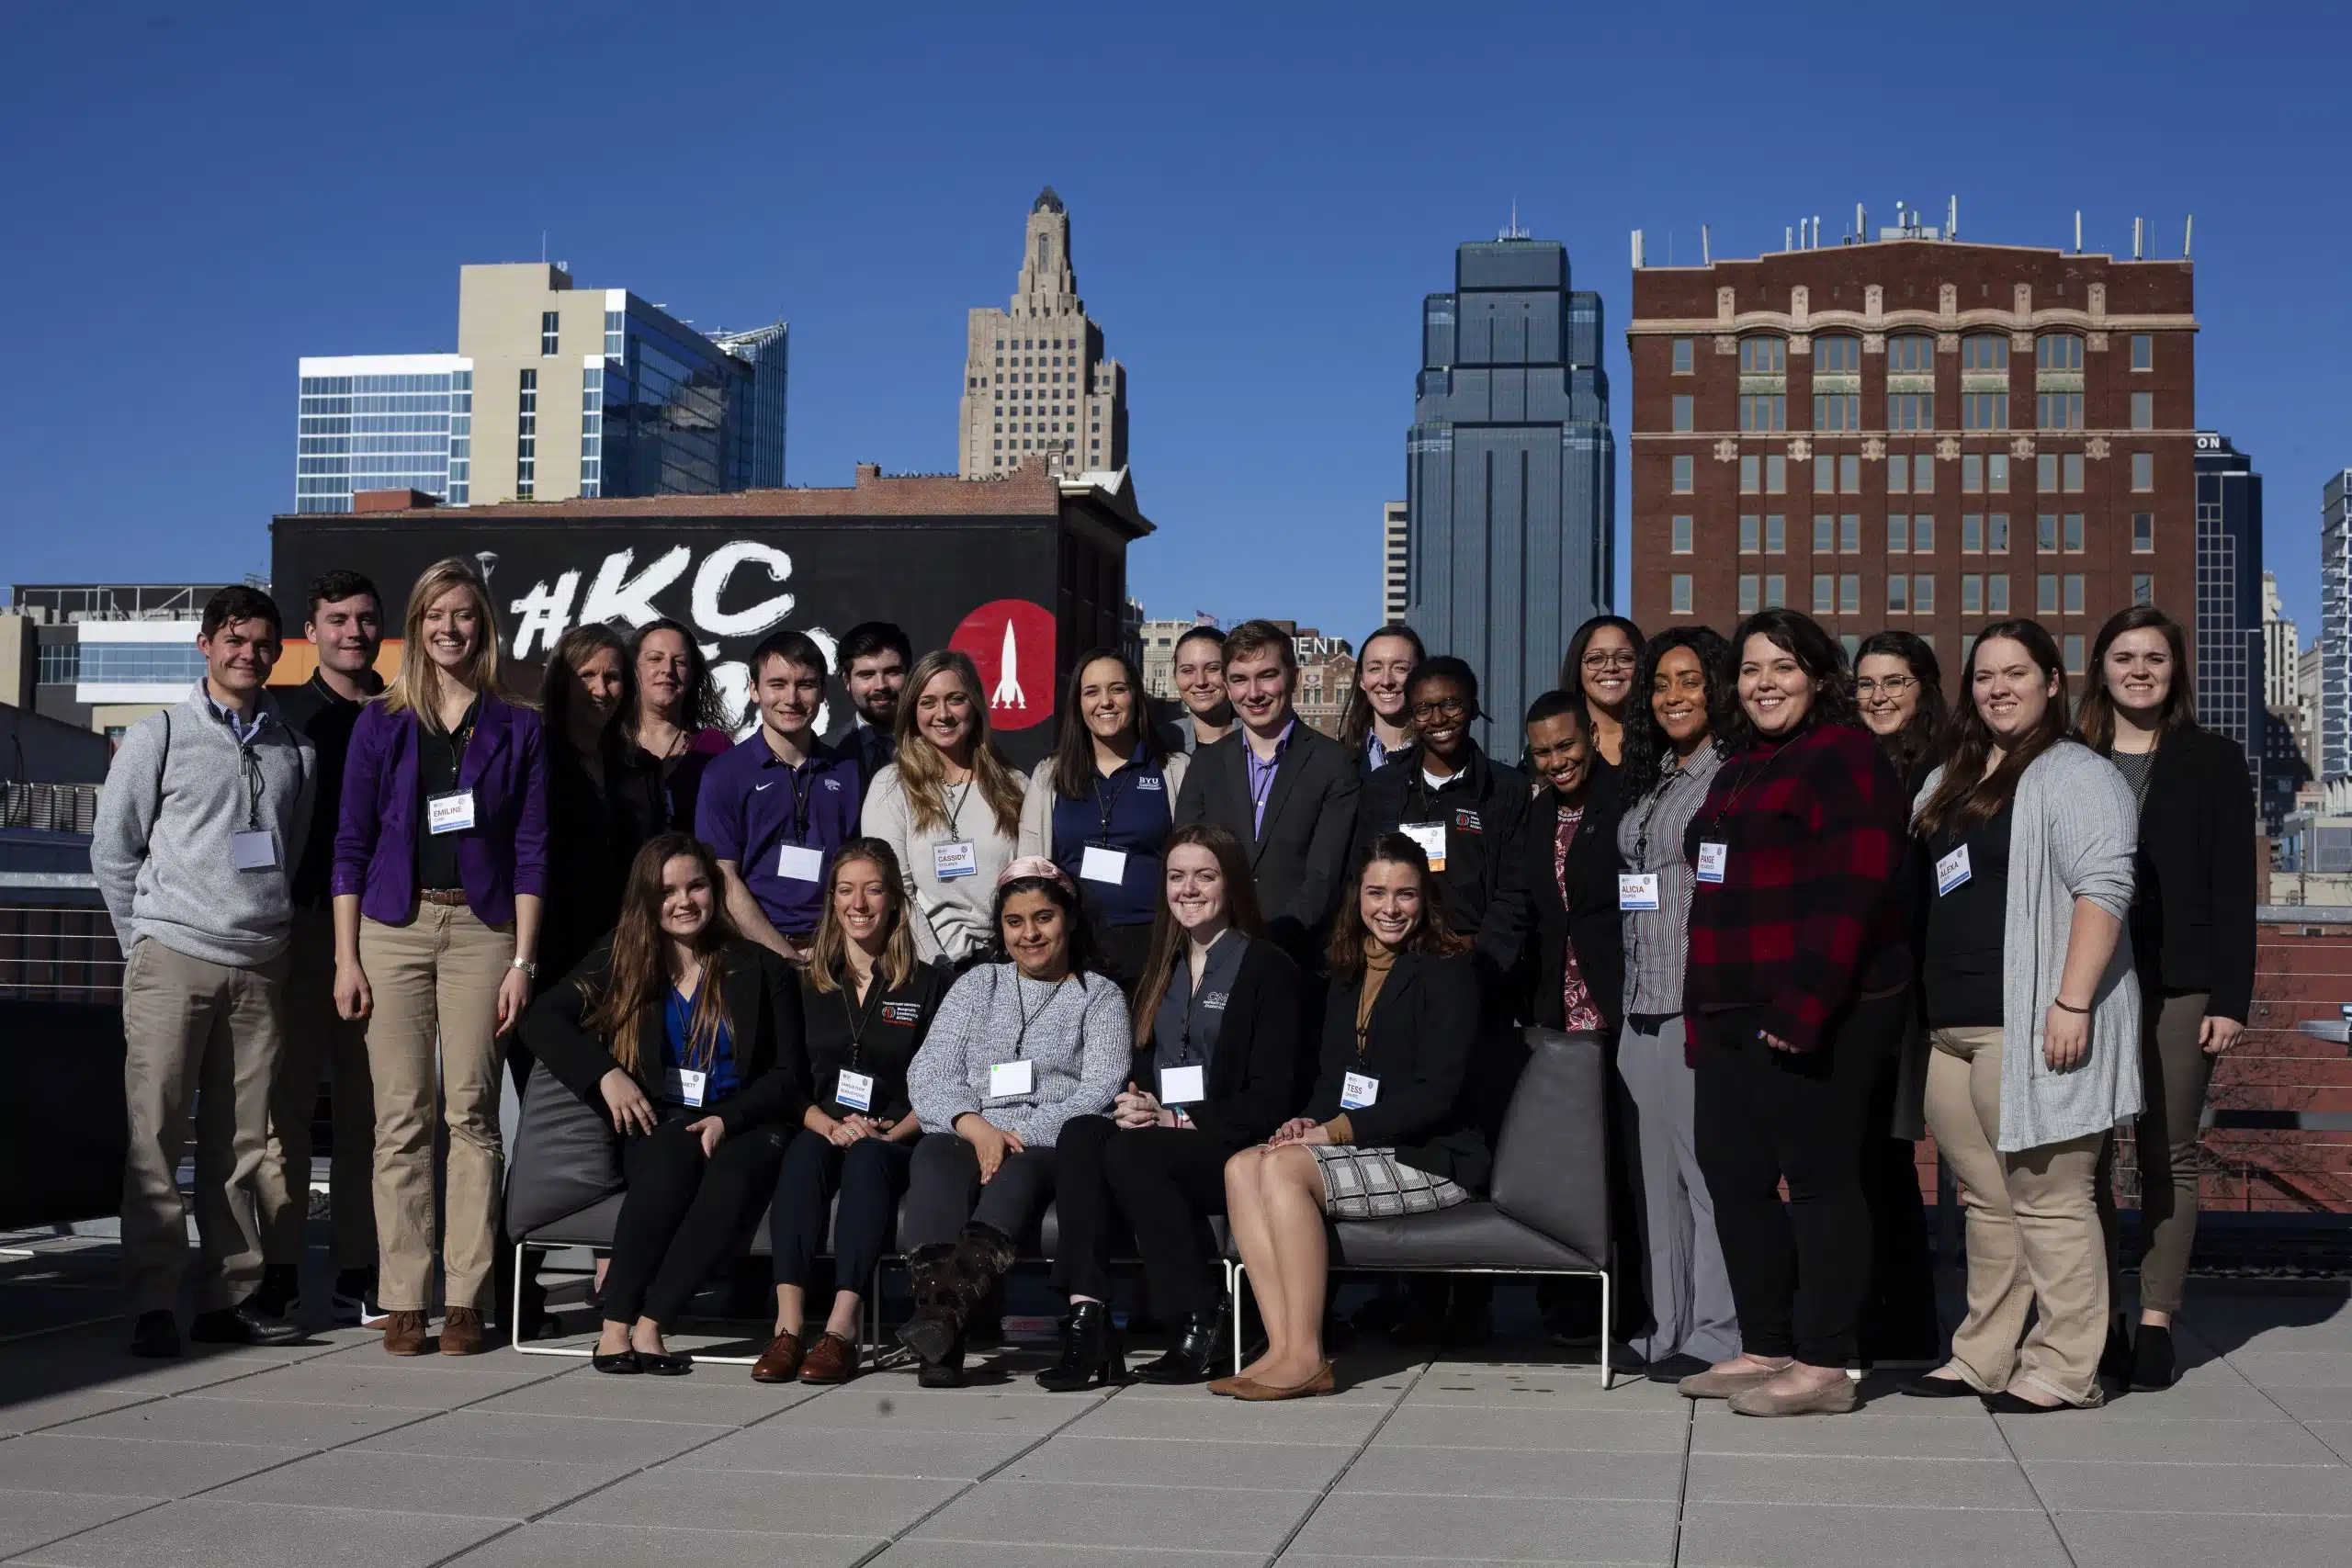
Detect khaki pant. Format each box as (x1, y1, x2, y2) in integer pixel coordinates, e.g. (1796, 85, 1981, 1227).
(360, 904, 511, 1314)
(1926, 1025, 2108, 1405)
(2097, 988, 2214, 1317)
(256, 908, 378, 1272)
(119, 938, 288, 1314)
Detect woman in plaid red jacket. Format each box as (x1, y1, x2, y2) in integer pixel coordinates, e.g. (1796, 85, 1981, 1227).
(1675, 608, 1916, 1416)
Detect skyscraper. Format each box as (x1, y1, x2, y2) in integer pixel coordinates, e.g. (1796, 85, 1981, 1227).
(2322, 470, 2352, 782)
(2262, 570, 2298, 710)
(296, 355, 474, 512)
(959, 188, 1128, 479)
(1405, 237, 1613, 746)
(2194, 432, 2263, 801)
(1382, 501, 1410, 622)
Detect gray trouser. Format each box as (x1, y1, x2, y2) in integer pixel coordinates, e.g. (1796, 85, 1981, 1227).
(2097, 988, 2215, 1317)
(1617, 1016, 1740, 1363)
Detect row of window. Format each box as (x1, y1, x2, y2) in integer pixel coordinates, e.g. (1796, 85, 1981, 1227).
(1679, 389, 2155, 434)
(1672, 509, 2156, 554)
(994, 336, 1076, 351)
(516, 368, 538, 500)
(1695, 332, 2149, 375)
(1690, 450, 2159, 495)
(1683, 572, 2154, 637)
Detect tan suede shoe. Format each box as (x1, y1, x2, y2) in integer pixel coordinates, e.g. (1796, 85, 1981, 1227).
(382, 1311, 429, 1357)
(438, 1306, 486, 1356)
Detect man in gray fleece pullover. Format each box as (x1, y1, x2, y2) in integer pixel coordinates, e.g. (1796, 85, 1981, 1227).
(91, 589, 316, 1356)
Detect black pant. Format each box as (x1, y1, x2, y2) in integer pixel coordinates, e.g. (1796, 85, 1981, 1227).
(1051, 1114, 1232, 1314)
(1691, 991, 1901, 1367)
(602, 1116, 787, 1326)
(1860, 1040, 1940, 1362)
(768, 1129, 913, 1293)
(901, 1133, 1059, 1250)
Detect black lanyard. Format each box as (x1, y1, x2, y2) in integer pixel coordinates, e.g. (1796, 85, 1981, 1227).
(1407, 753, 1467, 823)
(772, 758, 813, 845)
(1631, 759, 1701, 869)
(1009, 971, 1069, 1059)
(840, 972, 889, 1071)
(1700, 744, 1789, 842)
(1092, 769, 1130, 846)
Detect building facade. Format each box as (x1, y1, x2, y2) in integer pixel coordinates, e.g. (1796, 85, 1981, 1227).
(2301, 642, 2325, 784)
(1138, 615, 1216, 700)
(1382, 501, 1410, 622)
(959, 188, 1128, 479)
(2324, 471, 2352, 783)
(2194, 432, 2263, 800)
(1628, 235, 2197, 690)
(7, 582, 232, 739)
(295, 355, 474, 513)
(2262, 570, 2298, 711)
(1405, 238, 1613, 747)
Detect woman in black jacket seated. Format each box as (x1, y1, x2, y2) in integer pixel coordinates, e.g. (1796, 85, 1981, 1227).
(1039, 824, 1304, 1390)
(1219, 833, 1486, 1401)
(524, 833, 807, 1374)
(752, 840, 949, 1386)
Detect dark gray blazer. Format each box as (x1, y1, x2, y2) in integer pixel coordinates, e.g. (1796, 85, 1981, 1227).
(1173, 716, 1361, 959)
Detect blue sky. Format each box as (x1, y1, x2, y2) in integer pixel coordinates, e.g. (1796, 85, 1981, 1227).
(5, 0, 2349, 646)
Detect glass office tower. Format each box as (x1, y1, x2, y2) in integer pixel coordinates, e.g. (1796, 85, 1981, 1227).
(294, 355, 473, 513)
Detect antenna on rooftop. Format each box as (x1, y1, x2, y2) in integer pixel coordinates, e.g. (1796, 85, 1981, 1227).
(1499, 198, 1530, 241)
(2184, 214, 2195, 258)
(1702, 224, 1711, 265)
(1631, 229, 1645, 269)
(2074, 210, 2083, 254)
(1948, 195, 1958, 240)
(2133, 217, 2144, 260)
(1856, 202, 1866, 242)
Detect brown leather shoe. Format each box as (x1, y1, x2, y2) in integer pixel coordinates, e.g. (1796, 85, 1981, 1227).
(438, 1306, 487, 1356)
(383, 1310, 429, 1357)
(797, 1331, 858, 1384)
(1233, 1361, 1337, 1402)
(750, 1330, 803, 1384)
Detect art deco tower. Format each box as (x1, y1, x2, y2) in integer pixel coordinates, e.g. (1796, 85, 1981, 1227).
(959, 187, 1128, 478)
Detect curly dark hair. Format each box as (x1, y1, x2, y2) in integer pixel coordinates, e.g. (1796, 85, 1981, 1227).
(1854, 629, 1947, 783)
(1618, 626, 1734, 788)
(1717, 608, 1860, 754)
(980, 869, 1104, 986)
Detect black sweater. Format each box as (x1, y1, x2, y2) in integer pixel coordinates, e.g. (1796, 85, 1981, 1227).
(799, 958, 952, 1122)
(524, 938, 808, 1137)
(1351, 740, 1533, 977)
(2120, 726, 2257, 1021)
(1522, 763, 1628, 1032)
(1305, 949, 1490, 1192)
(1131, 934, 1306, 1151)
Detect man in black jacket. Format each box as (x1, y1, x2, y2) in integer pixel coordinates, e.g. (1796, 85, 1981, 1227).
(1172, 621, 1360, 964)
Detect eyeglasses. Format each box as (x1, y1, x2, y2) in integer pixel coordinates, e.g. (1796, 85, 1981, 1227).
(1855, 676, 1917, 697)
(1581, 652, 1637, 671)
(1409, 697, 1469, 720)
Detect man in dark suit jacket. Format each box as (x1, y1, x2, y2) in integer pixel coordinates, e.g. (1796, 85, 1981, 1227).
(1172, 620, 1361, 963)
(824, 620, 910, 799)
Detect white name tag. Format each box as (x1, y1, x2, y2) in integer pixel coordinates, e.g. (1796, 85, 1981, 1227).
(1159, 1064, 1205, 1105)
(1400, 820, 1448, 872)
(777, 843, 825, 883)
(426, 789, 476, 835)
(1695, 840, 1728, 885)
(933, 840, 978, 880)
(1340, 1071, 1380, 1111)
(988, 1059, 1035, 1099)
(1618, 872, 1661, 911)
(664, 1067, 707, 1107)
(231, 829, 278, 870)
(1080, 844, 1127, 884)
(1936, 843, 1973, 896)
(836, 1068, 876, 1111)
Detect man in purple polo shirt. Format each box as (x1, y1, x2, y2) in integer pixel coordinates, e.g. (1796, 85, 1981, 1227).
(695, 629, 861, 962)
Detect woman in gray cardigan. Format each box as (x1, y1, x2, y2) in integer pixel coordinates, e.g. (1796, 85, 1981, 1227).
(1905, 619, 2141, 1412)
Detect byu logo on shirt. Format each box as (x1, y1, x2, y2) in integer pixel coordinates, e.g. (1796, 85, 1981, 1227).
(1137, 776, 1163, 792)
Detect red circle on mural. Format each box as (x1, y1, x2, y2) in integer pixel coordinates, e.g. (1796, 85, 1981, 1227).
(950, 598, 1057, 732)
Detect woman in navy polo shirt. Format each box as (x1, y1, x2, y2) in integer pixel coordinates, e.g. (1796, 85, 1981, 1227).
(1019, 649, 1190, 990)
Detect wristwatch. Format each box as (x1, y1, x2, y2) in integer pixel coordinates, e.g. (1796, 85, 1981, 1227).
(511, 958, 538, 978)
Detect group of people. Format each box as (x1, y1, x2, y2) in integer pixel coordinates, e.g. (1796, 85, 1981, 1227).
(96, 555, 2250, 1416)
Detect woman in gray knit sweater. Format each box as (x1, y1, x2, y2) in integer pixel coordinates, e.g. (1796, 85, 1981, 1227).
(895, 858, 1128, 1385)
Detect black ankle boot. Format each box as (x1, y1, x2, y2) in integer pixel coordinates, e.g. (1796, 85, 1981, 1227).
(1132, 1306, 1228, 1385)
(2129, 1324, 2177, 1391)
(2098, 1314, 2134, 1384)
(896, 1242, 963, 1366)
(917, 1332, 966, 1388)
(1035, 1300, 1125, 1392)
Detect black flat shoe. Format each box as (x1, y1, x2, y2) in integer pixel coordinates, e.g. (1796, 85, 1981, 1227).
(2098, 1314, 2134, 1383)
(2129, 1324, 2178, 1391)
(592, 1349, 642, 1374)
(1132, 1306, 1228, 1385)
(1035, 1301, 1125, 1393)
(638, 1349, 693, 1376)
(189, 1300, 306, 1348)
(1644, 1352, 1710, 1384)
(130, 1310, 180, 1359)
(1900, 1372, 1981, 1398)
(1984, 1390, 2075, 1415)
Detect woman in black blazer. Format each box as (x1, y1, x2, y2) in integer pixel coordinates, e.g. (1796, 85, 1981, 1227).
(1521, 691, 1626, 1032)
(2077, 606, 2256, 1391)
(1220, 833, 1486, 1401)
(1040, 824, 1304, 1390)
(524, 833, 807, 1374)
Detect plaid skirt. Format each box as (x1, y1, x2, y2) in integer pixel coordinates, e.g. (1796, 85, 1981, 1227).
(1309, 1145, 1470, 1221)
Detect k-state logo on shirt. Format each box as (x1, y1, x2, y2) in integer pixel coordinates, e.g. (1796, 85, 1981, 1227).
(822, 777, 842, 792)
(1137, 776, 1163, 792)
(879, 1001, 923, 1024)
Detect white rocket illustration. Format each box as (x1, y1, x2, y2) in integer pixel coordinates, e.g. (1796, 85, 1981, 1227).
(990, 617, 1025, 709)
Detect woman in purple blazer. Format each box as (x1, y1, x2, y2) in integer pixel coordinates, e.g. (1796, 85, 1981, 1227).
(332, 558, 548, 1358)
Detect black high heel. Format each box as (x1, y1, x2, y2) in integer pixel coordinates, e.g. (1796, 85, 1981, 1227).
(592, 1348, 642, 1375)
(1035, 1300, 1125, 1392)
(1131, 1306, 1228, 1385)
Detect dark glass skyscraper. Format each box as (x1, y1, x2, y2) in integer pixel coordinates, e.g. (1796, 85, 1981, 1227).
(2195, 431, 2263, 807)
(1404, 238, 1613, 747)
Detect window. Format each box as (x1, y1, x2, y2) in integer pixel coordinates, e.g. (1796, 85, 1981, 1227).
(539, 311, 560, 355)
(1740, 514, 1759, 553)
(1815, 334, 1860, 373)
(2064, 514, 2085, 552)
(1815, 392, 1860, 431)
(1962, 392, 2007, 430)
(2039, 390, 2085, 429)
(1913, 454, 1934, 492)
(1914, 574, 1935, 614)
(1989, 513, 2010, 551)
(1672, 337, 1694, 374)
(1962, 455, 1984, 492)
(1741, 394, 1786, 432)
(1766, 455, 1786, 492)
(1843, 634, 1862, 659)
(1914, 515, 1935, 552)
(2064, 454, 2083, 491)
(1887, 574, 1909, 614)
(1672, 394, 1694, 432)
(2039, 513, 2059, 552)
(1814, 574, 1835, 614)
(1988, 453, 2009, 492)
(1740, 575, 1760, 615)
(1889, 515, 1910, 553)
(2037, 333, 2084, 371)
(1962, 334, 2009, 372)
(2132, 574, 2154, 605)
(1671, 574, 1693, 614)
(2132, 452, 2154, 491)
(515, 367, 537, 500)
(1672, 455, 1693, 493)
(35, 641, 79, 684)
(1765, 574, 1786, 608)
(1888, 333, 1935, 372)
(1814, 515, 1834, 553)
(1962, 513, 1984, 552)
(1889, 392, 1934, 431)
(1740, 455, 1759, 493)
(2132, 512, 2154, 552)
(1739, 336, 1786, 374)
(1962, 574, 1984, 615)
(1890, 457, 1909, 494)
(2038, 574, 2058, 614)
(1815, 454, 1834, 492)
(1839, 574, 1860, 615)
(1765, 514, 1785, 553)
(2132, 391, 2154, 431)
(1671, 514, 1693, 553)
(2131, 333, 2153, 371)
(1988, 573, 2010, 613)
(2063, 634, 2084, 673)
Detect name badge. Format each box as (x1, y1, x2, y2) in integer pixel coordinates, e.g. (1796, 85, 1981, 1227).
(426, 789, 476, 835)
(988, 1059, 1035, 1099)
(1340, 1071, 1380, 1111)
(1400, 820, 1448, 873)
(1618, 872, 1661, 911)
(1695, 841, 1728, 885)
(1080, 845, 1127, 884)
(231, 829, 278, 871)
(1159, 1064, 1205, 1105)
(663, 1067, 707, 1107)
(1936, 843, 1973, 896)
(836, 1068, 876, 1111)
(933, 840, 978, 880)
(777, 843, 825, 883)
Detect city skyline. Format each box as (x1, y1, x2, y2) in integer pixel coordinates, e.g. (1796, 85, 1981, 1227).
(6, 4, 2351, 649)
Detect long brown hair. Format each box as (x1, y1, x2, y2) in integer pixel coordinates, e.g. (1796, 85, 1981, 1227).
(582, 834, 739, 1073)
(1128, 823, 1265, 1049)
(1050, 647, 1169, 802)
(807, 838, 922, 995)
(1324, 832, 1471, 983)
(2075, 604, 2198, 753)
(1340, 623, 1424, 756)
(1914, 619, 2071, 841)
(544, 622, 634, 760)
(1854, 629, 1947, 782)
(380, 557, 522, 727)
(890, 649, 1024, 838)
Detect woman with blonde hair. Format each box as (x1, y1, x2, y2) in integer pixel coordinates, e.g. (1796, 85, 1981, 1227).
(862, 649, 1025, 964)
(333, 558, 548, 1357)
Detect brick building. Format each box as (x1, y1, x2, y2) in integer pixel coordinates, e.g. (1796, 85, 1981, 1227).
(1628, 234, 2197, 685)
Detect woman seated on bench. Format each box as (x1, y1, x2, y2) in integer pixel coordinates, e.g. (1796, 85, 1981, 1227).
(1037, 823, 1305, 1391)
(525, 833, 806, 1374)
(896, 859, 1129, 1386)
(1221, 832, 1487, 1401)
(752, 839, 950, 1386)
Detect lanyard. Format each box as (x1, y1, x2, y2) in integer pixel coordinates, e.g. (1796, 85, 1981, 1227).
(1631, 757, 1702, 869)
(1092, 769, 1130, 846)
(772, 758, 812, 845)
(1407, 750, 1464, 822)
(944, 780, 972, 836)
(1701, 744, 1789, 841)
(840, 971, 889, 1070)
(1009, 971, 1070, 1059)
